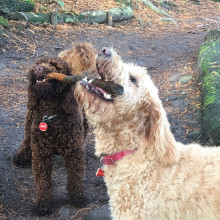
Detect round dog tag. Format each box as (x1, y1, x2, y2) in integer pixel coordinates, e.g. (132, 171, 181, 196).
(39, 122, 48, 131)
(96, 168, 105, 177)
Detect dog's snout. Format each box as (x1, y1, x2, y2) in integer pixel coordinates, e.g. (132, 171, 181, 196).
(101, 47, 112, 56)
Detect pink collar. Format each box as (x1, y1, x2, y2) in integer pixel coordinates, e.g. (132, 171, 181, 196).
(100, 149, 137, 165)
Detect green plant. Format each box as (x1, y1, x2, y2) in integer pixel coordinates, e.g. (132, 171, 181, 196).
(65, 17, 78, 23)
(115, 2, 126, 7)
(57, 0, 64, 8)
(24, 0, 35, 5)
(40, 4, 47, 11)
(0, 16, 9, 28)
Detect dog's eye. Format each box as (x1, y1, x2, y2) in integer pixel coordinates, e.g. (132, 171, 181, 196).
(130, 76, 137, 85)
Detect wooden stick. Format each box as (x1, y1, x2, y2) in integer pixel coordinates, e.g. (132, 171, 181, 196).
(46, 72, 85, 85)
(46, 72, 124, 96)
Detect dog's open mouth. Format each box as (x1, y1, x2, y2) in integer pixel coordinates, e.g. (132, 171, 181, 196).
(82, 45, 122, 102)
(79, 47, 123, 102)
(81, 77, 113, 101)
(35, 75, 49, 85)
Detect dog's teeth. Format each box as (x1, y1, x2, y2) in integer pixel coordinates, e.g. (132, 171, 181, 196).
(83, 77, 88, 81)
(104, 93, 112, 99)
(106, 94, 112, 99)
(43, 79, 45, 82)
(81, 77, 90, 87)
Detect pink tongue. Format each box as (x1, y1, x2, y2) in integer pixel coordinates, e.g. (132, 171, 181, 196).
(95, 86, 110, 95)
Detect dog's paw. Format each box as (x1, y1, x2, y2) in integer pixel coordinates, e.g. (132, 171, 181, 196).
(32, 201, 53, 216)
(70, 196, 90, 208)
(13, 154, 32, 168)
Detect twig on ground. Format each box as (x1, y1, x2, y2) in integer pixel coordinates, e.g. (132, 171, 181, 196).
(69, 205, 99, 219)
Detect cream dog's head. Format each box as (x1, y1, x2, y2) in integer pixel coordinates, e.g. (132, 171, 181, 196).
(75, 48, 179, 165)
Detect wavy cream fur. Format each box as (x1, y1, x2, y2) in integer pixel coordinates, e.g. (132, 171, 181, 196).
(75, 49, 220, 220)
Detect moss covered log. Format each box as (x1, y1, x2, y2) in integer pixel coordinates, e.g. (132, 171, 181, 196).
(198, 30, 220, 145)
(0, 6, 133, 25)
(76, 7, 133, 24)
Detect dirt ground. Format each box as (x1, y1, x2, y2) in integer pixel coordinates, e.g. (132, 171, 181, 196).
(0, 2, 220, 219)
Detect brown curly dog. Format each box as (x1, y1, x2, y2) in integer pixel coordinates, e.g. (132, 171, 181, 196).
(59, 43, 97, 75)
(13, 57, 89, 216)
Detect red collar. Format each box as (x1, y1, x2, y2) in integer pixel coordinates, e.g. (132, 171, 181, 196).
(100, 149, 137, 165)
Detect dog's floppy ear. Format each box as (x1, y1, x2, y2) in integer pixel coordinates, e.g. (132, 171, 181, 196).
(61, 86, 78, 114)
(142, 101, 179, 166)
(27, 89, 38, 110)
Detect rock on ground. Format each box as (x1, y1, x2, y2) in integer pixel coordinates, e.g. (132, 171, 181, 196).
(179, 75, 192, 85)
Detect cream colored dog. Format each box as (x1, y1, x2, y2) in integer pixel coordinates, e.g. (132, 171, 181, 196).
(75, 47, 220, 220)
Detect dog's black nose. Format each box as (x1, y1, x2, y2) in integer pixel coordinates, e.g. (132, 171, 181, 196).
(101, 47, 112, 56)
(35, 66, 44, 73)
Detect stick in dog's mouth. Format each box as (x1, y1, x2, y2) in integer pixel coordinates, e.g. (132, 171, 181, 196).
(46, 72, 124, 102)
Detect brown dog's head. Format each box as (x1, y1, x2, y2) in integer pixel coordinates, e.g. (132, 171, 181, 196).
(28, 57, 72, 100)
(59, 43, 97, 75)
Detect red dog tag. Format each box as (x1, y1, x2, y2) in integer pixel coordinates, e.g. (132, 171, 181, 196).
(39, 122, 48, 131)
(96, 168, 105, 177)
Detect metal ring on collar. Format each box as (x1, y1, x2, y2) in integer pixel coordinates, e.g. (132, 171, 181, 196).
(100, 157, 105, 166)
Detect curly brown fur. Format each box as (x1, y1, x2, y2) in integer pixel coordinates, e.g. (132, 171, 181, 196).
(58, 43, 97, 75)
(13, 57, 89, 216)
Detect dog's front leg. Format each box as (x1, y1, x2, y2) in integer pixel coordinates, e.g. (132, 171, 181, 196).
(31, 145, 53, 216)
